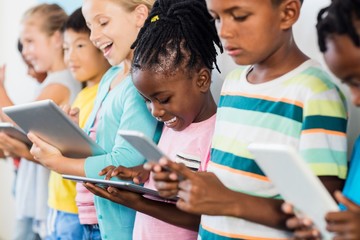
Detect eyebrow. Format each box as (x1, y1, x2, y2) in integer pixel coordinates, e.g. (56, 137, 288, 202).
(224, 6, 242, 14)
(150, 91, 168, 99)
(209, 6, 242, 15)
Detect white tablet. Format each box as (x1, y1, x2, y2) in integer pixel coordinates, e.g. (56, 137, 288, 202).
(62, 174, 178, 201)
(0, 122, 31, 146)
(248, 143, 338, 239)
(3, 100, 105, 158)
(118, 130, 166, 162)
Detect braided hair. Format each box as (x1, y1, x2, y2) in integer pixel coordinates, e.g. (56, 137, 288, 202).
(131, 0, 223, 75)
(317, 0, 360, 52)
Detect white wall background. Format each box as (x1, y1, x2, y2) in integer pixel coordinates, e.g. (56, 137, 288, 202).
(0, 0, 359, 239)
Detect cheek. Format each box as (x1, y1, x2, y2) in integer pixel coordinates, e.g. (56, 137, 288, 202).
(350, 87, 360, 106)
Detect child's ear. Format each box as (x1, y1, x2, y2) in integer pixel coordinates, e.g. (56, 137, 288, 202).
(51, 30, 64, 50)
(134, 4, 149, 28)
(196, 68, 212, 93)
(279, 0, 301, 30)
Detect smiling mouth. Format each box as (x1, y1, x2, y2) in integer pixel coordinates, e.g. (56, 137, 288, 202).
(163, 117, 177, 126)
(99, 42, 113, 56)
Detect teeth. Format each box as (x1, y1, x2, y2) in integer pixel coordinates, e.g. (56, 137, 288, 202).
(99, 42, 112, 51)
(164, 117, 176, 125)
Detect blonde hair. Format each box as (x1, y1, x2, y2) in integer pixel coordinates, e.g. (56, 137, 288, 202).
(112, 0, 155, 12)
(22, 3, 68, 36)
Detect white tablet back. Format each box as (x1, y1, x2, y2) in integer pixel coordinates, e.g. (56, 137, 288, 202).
(3, 100, 105, 158)
(248, 143, 338, 239)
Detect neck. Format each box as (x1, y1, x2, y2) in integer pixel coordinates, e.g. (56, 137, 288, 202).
(248, 33, 309, 84)
(85, 65, 110, 87)
(194, 93, 217, 123)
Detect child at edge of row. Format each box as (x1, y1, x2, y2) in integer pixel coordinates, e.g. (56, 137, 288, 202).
(46, 8, 111, 240)
(283, 0, 360, 239)
(27, 0, 160, 239)
(149, 0, 349, 239)
(0, 4, 81, 239)
(84, 0, 222, 239)
(0, 40, 47, 197)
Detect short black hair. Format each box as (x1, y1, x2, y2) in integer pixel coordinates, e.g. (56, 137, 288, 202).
(317, 0, 360, 52)
(62, 8, 89, 34)
(131, 0, 223, 75)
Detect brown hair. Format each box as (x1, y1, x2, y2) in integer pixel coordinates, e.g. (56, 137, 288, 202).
(22, 3, 68, 36)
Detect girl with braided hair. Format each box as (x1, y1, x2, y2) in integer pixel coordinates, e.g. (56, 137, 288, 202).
(84, 0, 222, 239)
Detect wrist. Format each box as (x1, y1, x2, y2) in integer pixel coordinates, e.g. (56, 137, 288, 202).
(222, 190, 245, 218)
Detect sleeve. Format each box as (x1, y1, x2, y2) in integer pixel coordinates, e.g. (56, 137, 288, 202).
(84, 83, 158, 179)
(299, 85, 348, 179)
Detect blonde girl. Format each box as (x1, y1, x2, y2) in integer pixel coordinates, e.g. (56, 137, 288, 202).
(28, 1, 159, 239)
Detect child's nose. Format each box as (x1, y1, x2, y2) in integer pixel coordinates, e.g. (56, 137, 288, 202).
(150, 102, 165, 119)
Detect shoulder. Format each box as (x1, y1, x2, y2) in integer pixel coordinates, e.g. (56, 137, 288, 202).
(41, 70, 78, 89)
(284, 59, 340, 94)
(99, 66, 122, 87)
(224, 66, 247, 82)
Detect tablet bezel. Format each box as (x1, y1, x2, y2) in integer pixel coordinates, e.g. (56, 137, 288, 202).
(62, 174, 178, 202)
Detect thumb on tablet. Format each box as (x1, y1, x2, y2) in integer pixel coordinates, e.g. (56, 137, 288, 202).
(159, 158, 195, 180)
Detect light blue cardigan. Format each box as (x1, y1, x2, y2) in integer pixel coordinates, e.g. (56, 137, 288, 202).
(83, 66, 159, 240)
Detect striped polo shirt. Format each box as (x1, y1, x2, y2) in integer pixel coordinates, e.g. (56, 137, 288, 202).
(199, 59, 348, 240)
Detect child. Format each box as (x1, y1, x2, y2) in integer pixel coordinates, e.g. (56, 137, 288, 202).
(45, 8, 111, 240)
(0, 4, 81, 239)
(284, 0, 360, 239)
(27, 0, 159, 239)
(0, 40, 47, 197)
(150, 0, 349, 239)
(83, 0, 222, 239)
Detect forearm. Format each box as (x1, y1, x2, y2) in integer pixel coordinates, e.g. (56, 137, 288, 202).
(220, 190, 288, 230)
(0, 85, 14, 107)
(131, 198, 200, 231)
(319, 176, 344, 197)
(45, 156, 86, 176)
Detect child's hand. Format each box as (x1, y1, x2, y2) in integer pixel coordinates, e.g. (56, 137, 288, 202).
(144, 158, 181, 198)
(0, 132, 32, 160)
(0, 64, 6, 86)
(155, 158, 235, 215)
(61, 105, 80, 125)
(99, 164, 150, 184)
(326, 191, 360, 239)
(28, 132, 63, 168)
(282, 202, 321, 240)
(83, 182, 144, 208)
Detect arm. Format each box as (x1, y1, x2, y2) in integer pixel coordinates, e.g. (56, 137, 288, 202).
(84, 182, 200, 231)
(0, 149, 5, 159)
(84, 83, 158, 179)
(153, 159, 344, 230)
(27, 132, 85, 175)
(0, 65, 15, 121)
(0, 132, 34, 161)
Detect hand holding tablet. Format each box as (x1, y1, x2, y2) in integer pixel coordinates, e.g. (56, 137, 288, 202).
(0, 122, 31, 146)
(3, 100, 105, 158)
(248, 143, 338, 239)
